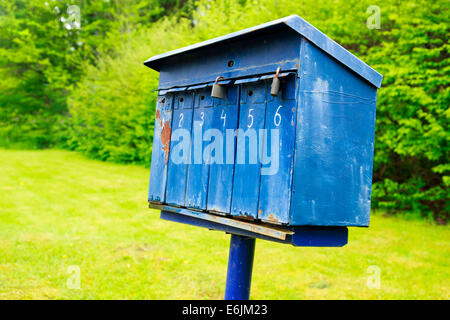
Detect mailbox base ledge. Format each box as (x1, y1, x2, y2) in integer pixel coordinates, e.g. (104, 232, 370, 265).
(160, 209, 348, 247)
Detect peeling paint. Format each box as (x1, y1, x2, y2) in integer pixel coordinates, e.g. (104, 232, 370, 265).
(155, 109, 162, 127)
(267, 213, 279, 223)
(161, 120, 171, 165)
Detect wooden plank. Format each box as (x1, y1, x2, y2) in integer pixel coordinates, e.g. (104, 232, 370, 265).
(165, 92, 194, 206)
(258, 75, 298, 224)
(185, 88, 214, 209)
(162, 206, 293, 240)
(148, 94, 173, 202)
(231, 81, 266, 218)
(206, 86, 240, 214)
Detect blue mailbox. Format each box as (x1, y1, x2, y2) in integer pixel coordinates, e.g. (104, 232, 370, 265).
(145, 15, 382, 246)
(144, 15, 382, 300)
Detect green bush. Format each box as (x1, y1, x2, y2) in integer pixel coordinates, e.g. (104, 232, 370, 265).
(0, 0, 191, 149)
(1, 0, 448, 221)
(66, 0, 449, 221)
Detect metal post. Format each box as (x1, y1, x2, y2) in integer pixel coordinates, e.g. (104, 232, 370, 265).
(224, 234, 256, 300)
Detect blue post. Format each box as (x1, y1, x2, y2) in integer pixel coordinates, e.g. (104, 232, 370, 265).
(224, 234, 256, 300)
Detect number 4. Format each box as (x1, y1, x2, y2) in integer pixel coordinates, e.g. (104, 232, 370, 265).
(220, 110, 226, 127)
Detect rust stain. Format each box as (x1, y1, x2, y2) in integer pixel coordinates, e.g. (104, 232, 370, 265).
(267, 214, 279, 223)
(155, 109, 162, 127)
(161, 120, 171, 164)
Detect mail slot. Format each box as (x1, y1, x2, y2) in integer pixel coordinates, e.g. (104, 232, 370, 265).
(145, 15, 382, 228)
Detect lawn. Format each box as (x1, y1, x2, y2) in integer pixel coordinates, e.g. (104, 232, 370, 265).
(0, 149, 448, 299)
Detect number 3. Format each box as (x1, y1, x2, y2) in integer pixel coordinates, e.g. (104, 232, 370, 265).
(199, 111, 204, 126)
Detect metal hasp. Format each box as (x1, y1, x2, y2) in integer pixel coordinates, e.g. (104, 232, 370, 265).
(225, 235, 256, 300)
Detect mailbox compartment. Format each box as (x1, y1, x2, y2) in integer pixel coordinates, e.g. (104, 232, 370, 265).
(207, 85, 239, 214)
(165, 91, 194, 206)
(185, 88, 214, 209)
(258, 74, 297, 224)
(231, 80, 267, 218)
(148, 94, 173, 203)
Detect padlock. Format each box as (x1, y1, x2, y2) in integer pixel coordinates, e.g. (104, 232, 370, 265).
(211, 76, 226, 99)
(270, 67, 281, 97)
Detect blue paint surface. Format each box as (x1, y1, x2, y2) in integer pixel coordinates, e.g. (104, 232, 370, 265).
(144, 15, 382, 88)
(289, 38, 377, 226)
(225, 234, 255, 300)
(154, 30, 301, 89)
(165, 92, 194, 206)
(258, 75, 297, 224)
(207, 86, 240, 214)
(185, 89, 214, 209)
(231, 81, 266, 218)
(148, 94, 173, 202)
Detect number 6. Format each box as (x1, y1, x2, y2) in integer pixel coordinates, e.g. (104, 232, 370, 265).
(274, 105, 282, 127)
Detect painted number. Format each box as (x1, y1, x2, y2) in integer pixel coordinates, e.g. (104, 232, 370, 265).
(199, 111, 205, 126)
(178, 113, 184, 127)
(220, 109, 226, 127)
(247, 109, 254, 128)
(274, 105, 282, 127)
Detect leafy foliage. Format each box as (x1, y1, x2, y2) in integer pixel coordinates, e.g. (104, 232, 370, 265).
(1, 0, 448, 221)
(0, 0, 190, 148)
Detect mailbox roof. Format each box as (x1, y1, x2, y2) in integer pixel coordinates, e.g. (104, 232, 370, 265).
(144, 15, 383, 88)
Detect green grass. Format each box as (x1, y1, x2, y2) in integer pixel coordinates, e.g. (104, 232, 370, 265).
(0, 149, 448, 299)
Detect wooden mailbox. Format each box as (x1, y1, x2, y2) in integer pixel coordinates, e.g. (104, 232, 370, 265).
(144, 15, 382, 246)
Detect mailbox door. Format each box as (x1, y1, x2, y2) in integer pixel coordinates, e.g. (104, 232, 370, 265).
(185, 89, 214, 209)
(207, 86, 239, 214)
(148, 94, 174, 203)
(258, 75, 297, 224)
(165, 92, 194, 206)
(231, 81, 267, 218)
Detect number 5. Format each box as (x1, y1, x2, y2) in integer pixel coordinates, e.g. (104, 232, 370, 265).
(248, 109, 254, 128)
